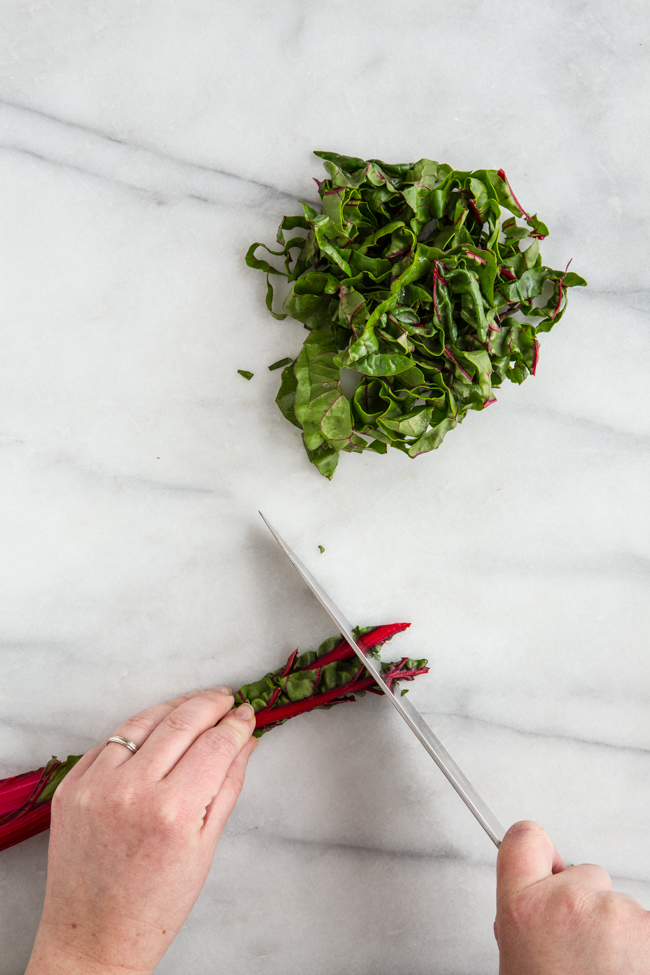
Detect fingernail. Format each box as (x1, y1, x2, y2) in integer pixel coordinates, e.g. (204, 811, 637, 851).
(235, 703, 255, 721)
(215, 685, 233, 695)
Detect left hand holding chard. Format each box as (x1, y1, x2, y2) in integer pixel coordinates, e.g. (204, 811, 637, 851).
(25, 687, 257, 975)
(0, 623, 426, 853)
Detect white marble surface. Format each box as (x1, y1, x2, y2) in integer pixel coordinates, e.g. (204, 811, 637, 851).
(1, 2, 649, 972)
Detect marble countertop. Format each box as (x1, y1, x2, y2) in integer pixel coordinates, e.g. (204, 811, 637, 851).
(1, 3, 649, 972)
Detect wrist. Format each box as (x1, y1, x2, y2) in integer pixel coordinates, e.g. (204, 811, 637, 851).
(26, 923, 155, 975)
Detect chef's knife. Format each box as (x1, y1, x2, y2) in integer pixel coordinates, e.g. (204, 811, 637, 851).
(259, 511, 505, 849)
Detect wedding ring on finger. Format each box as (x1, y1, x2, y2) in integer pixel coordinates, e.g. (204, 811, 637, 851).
(105, 735, 139, 755)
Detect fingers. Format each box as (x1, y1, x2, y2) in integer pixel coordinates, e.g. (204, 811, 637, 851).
(202, 736, 259, 840)
(164, 704, 257, 813)
(131, 687, 237, 778)
(91, 688, 230, 773)
(92, 702, 181, 770)
(166, 690, 203, 708)
(497, 821, 565, 899)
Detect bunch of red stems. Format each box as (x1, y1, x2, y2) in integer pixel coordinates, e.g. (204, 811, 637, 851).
(0, 623, 427, 854)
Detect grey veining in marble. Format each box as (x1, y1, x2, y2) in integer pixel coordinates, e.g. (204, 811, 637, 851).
(1, 2, 649, 973)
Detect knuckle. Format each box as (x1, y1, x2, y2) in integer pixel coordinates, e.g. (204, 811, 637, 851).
(53, 776, 150, 828)
(548, 886, 593, 931)
(202, 725, 241, 758)
(150, 794, 187, 835)
(54, 781, 101, 819)
(73, 784, 96, 811)
(164, 708, 196, 734)
(598, 893, 641, 934)
(122, 711, 160, 735)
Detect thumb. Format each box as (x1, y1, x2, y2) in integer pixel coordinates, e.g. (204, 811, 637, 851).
(497, 820, 565, 900)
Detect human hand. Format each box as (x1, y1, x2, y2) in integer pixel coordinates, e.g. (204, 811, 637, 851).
(26, 687, 258, 975)
(495, 820, 650, 974)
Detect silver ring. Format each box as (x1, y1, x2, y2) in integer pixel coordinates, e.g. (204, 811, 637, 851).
(106, 735, 138, 754)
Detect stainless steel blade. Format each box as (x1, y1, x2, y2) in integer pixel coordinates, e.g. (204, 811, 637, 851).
(259, 511, 505, 848)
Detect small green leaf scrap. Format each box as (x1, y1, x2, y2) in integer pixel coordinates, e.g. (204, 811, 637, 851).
(238, 369, 254, 380)
(247, 153, 587, 478)
(269, 357, 294, 371)
(318, 544, 325, 553)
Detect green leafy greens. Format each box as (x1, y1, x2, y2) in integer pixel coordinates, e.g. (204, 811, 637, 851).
(268, 357, 294, 371)
(247, 152, 587, 478)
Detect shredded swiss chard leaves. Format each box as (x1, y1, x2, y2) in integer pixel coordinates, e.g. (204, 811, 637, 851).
(247, 152, 586, 478)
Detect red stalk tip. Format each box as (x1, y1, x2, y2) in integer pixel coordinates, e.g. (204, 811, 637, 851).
(497, 169, 531, 221)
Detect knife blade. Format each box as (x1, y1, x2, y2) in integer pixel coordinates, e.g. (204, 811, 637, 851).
(259, 511, 505, 848)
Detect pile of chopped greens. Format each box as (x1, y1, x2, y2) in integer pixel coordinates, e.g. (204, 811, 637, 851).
(247, 152, 586, 478)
